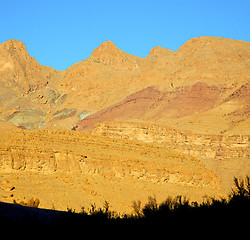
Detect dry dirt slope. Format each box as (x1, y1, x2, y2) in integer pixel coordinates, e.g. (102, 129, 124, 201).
(76, 82, 249, 135)
(0, 129, 220, 213)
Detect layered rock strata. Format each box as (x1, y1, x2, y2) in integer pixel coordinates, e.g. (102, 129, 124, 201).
(91, 121, 250, 190)
(0, 130, 221, 212)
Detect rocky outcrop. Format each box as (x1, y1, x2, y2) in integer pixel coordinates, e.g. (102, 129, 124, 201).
(6, 109, 46, 129)
(89, 40, 143, 67)
(0, 39, 55, 93)
(0, 130, 220, 189)
(91, 121, 250, 191)
(0, 129, 223, 212)
(92, 122, 249, 160)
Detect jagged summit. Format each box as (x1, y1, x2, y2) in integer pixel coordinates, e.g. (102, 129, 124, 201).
(0, 39, 32, 61)
(95, 40, 117, 49)
(0, 39, 54, 94)
(1, 39, 26, 51)
(90, 40, 143, 66)
(90, 40, 120, 62)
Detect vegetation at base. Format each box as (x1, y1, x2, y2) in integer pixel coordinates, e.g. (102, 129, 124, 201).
(58, 176, 250, 226)
(13, 197, 40, 208)
(1, 176, 250, 227)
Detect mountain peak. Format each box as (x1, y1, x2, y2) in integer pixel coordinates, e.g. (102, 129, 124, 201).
(92, 40, 118, 54)
(1, 39, 27, 53)
(147, 46, 173, 58)
(90, 40, 143, 66)
(90, 40, 125, 64)
(98, 40, 117, 49)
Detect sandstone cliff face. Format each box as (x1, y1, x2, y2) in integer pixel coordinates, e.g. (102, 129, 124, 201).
(0, 130, 222, 212)
(91, 121, 250, 190)
(0, 130, 219, 188)
(92, 121, 249, 160)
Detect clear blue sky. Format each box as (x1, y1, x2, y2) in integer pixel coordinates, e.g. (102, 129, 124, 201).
(1, 0, 249, 70)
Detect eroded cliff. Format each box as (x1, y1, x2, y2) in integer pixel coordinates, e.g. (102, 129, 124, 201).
(91, 121, 250, 190)
(0, 130, 220, 212)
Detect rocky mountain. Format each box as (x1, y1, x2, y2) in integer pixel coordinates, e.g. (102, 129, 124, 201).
(0, 37, 249, 212)
(90, 40, 143, 66)
(0, 36, 249, 132)
(0, 39, 60, 129)
(0, 39, 53, 93)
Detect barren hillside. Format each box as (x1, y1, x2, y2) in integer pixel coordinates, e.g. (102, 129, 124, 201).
(0, 36, 249, 131)
(0, 36, 249, 213)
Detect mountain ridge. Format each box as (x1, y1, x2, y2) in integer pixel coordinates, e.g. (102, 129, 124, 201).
(1, 36, 249, 70)
(0, 36, 249, 132)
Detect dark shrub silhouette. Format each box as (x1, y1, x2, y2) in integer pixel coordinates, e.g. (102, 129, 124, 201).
(1, 176, 249, 227)
(13, 197, 40, 208)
